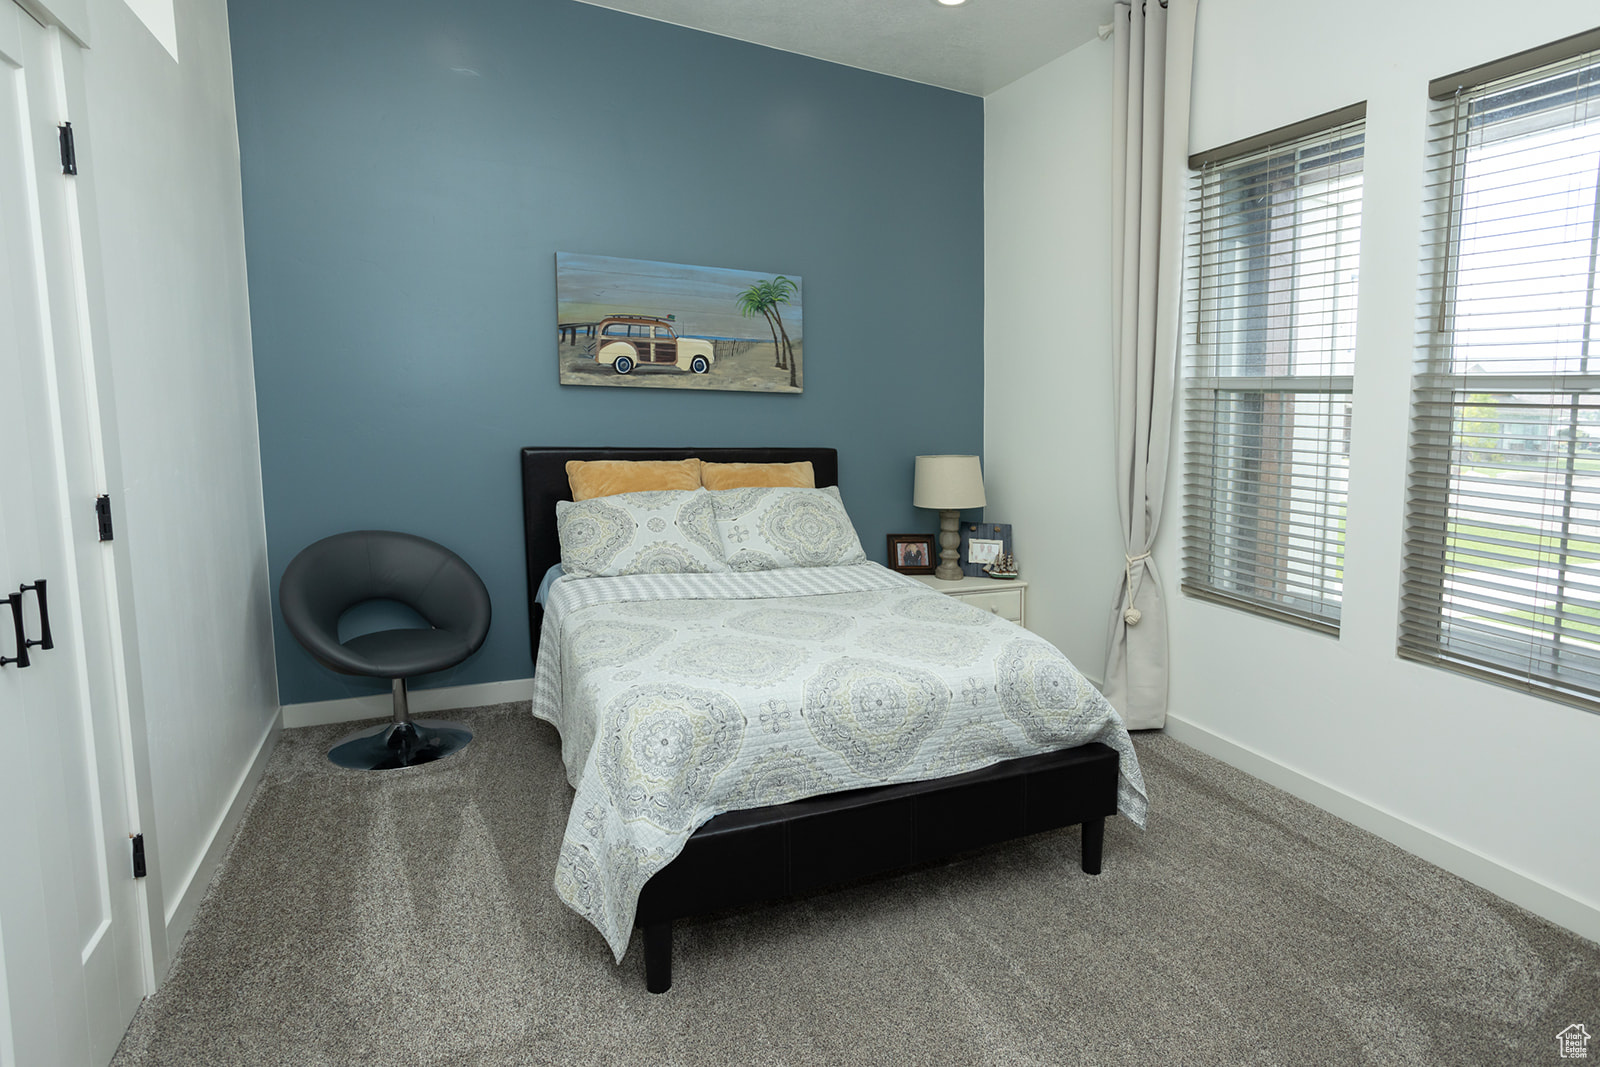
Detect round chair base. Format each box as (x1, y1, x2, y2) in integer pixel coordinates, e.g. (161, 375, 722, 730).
(328, 719, 473, 771)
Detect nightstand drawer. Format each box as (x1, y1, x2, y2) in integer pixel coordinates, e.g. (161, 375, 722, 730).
(959, 588, 1023, 622)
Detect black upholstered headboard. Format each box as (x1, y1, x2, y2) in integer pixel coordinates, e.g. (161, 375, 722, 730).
(520, 446, 839, 663)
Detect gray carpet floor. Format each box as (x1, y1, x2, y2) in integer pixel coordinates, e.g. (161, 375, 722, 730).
(112, 703, 1598, 1066)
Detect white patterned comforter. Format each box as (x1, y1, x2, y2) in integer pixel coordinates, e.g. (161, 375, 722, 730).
(531, 563, 1148, 961)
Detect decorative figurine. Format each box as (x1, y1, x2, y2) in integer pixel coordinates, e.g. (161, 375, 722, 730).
(984, 552, 1019, 580)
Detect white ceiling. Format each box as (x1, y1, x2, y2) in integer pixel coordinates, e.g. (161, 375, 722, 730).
(572, 0, 1111, 97)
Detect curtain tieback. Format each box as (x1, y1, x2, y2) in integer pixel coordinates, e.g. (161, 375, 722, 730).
(1123, 551, 1151, 626)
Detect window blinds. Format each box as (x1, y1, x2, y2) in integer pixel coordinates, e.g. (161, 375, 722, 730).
(1401, 38, 1600, 709)
(1183, 110, 1366, 633)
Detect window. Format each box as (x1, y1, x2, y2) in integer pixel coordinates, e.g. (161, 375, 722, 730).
(1183, 106, 1366, 633)
(1402, 30, 1600, 709)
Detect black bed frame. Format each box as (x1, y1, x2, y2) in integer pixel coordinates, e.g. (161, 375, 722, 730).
(521, 447, 1119, 993)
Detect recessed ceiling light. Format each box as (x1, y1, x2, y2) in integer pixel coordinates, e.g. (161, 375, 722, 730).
(936, 0, 968, 6)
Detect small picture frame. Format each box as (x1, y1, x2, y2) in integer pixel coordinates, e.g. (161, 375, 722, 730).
(886, 534, 936, 575)
(959, 522, 1013, 577)
(967, 539, 1004, 567)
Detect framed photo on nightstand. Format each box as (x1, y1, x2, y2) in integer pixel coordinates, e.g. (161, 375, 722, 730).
(887, 534, 936, 574)
(959, 522, 1012, 577)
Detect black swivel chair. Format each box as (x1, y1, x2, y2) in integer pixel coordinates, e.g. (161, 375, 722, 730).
(280, 530, 492, 770)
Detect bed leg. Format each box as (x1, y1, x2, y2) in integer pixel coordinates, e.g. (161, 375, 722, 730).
(644, 920, 672, 994)
(1080, 817, 1104, 876)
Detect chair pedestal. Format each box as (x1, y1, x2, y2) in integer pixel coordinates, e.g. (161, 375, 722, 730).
(327, 678, 473, 771)
(392, 676, 411, 723)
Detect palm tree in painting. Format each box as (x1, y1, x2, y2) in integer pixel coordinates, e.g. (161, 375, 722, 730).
(766, 276, 798, 384)
(737, 276, 799, 386)
(737, 282, 782, 367)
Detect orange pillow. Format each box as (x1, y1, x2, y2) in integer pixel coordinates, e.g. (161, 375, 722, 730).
(700, 460, 816, 491)
(566, 458, 703, 501)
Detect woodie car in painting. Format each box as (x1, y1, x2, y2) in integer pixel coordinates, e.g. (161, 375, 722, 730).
(589, 315, 715, 376)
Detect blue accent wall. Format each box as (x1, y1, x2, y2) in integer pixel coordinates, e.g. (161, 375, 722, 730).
(228, 0, 985, 705)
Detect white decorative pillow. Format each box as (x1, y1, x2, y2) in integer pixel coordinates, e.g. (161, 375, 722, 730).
(556, 489, 728, 578)
(710, 485, 867, 570)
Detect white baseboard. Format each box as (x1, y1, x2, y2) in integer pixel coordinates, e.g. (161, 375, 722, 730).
(1164, 714, 1600, 945)
(282, 677, 536, 729)
(162, 707, 281, 948)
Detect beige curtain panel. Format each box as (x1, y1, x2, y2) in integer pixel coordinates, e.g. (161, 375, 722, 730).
(1104, 0, 1197, 730)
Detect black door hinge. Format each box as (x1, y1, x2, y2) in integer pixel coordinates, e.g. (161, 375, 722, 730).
(58, 122, 76, 175)
(131, 833, 146, 878)
(95, 494, 113, 541)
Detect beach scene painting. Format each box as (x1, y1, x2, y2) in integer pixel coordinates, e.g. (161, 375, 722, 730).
(557, 252, 802, 393)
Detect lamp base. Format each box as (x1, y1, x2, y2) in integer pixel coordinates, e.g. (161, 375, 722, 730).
(935, 508, 963, 580)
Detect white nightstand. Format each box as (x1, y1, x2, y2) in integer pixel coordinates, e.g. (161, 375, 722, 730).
(910, 573, 1027, 627)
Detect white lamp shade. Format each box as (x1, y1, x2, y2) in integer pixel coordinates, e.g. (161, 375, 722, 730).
(913, 454, 986, 509)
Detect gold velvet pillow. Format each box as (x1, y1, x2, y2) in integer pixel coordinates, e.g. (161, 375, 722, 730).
(566, 458, 703, 501)
(700, 460, 816, 491)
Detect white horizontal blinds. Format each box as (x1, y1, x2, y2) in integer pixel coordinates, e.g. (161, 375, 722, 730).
(1402, 41, 1600, 708)
(1183, 114, 1365, 632)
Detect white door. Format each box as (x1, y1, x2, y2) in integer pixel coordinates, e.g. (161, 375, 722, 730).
(0, 5, 150, 1065)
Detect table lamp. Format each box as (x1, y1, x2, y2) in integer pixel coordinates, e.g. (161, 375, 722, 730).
(913, 454, 986, 581)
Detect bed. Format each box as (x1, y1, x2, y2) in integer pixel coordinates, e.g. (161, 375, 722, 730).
(522, 446, 1147, 992)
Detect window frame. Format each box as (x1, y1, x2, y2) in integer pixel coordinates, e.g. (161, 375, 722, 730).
(1400, 29, 1600, 712)
(1182, 105, 1368, 634)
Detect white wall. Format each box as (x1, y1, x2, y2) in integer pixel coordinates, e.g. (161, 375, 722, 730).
(73, 0, 277, 966)
(984, 37, 1123, 686)
(986, 2, 1600, 941)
